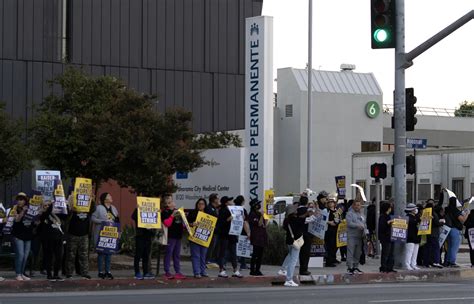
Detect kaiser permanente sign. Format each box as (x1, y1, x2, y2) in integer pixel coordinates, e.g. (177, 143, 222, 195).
(245, 16, 274, 201)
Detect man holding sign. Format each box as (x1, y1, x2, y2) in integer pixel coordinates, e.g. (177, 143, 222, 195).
(132, 196, 161, 280)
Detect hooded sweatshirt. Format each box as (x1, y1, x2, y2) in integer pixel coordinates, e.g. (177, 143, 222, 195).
(346, 206, 366, 239)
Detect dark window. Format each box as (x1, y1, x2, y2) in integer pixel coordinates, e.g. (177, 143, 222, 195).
(452, 179, 464, 201)
(361, 141, 381, 152)
(385, 185, 392, 200)
(434, 184, 442, 202)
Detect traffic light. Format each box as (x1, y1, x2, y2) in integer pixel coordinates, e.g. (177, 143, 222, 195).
(406, 87, 417, 131)
(370, 0, 396, 49)
(371, 163, 387, 179)
(406, 155, 416, 174)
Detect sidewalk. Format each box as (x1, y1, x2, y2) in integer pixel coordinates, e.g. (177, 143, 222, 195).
(0, 249, 472, 293)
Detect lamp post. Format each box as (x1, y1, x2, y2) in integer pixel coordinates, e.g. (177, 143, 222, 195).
(307, 0, 313, 189)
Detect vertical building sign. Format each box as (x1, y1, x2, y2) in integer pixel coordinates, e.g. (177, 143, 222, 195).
(245, 16, 274, 201)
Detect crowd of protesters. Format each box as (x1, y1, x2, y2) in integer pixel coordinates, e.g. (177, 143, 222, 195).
(0, 187, 472, 288)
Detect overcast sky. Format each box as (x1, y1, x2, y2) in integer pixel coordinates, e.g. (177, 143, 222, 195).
(262, 0, 474, 111)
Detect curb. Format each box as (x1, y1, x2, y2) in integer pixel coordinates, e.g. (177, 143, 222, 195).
(0, 268, 473, 293)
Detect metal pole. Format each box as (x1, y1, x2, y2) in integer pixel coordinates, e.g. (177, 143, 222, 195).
(306, 0, 313, 189)
(375, 179, 381, 258)
(394, 0, 406, 217)
(414, 148, 417, 203)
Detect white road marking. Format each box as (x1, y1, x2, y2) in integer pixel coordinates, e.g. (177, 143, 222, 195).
(370, 297, 474, 303)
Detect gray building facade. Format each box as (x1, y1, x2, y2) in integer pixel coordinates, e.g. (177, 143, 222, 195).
(0, 0, 263, 201)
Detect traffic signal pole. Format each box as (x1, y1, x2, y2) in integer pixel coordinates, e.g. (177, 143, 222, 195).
(393, 0, 406, 217)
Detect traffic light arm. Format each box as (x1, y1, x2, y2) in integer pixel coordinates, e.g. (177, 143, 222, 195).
(403, 10, 474, 68)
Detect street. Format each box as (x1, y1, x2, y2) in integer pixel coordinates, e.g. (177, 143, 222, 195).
(2, 281, 474, 304)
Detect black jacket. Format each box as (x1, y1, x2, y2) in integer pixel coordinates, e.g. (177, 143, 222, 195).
(464, 212, 474, 239)
(216, 207, 237, 243)
(378, 213, 392, 243)
(284, 215, 305, 245)
(406, 214, 421, 243)
(131, 208, 156, 238)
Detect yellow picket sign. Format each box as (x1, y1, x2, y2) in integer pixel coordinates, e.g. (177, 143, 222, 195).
(188, 211, 217, 248)
(137, 196, 161, 229)
(263, 189, 275, 220)
(73, 178, 93, 213)
(178, 207, 192, 234)
(418, 207, 432, 236)
(336, 220, 347, 248)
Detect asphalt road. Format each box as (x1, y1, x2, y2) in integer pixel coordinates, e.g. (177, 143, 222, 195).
(1, 281, 474, 304)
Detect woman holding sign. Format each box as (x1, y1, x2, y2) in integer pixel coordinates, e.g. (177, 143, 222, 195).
(187, 198, 209, 278)
(248, 199, 268, 276)
(12, 192, 34, 281)
(92, 193, 120, 280)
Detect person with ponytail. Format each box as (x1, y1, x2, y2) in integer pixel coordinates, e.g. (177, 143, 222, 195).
(91, 192, 119, 279)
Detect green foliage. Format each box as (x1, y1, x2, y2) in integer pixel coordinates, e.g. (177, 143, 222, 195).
(454, 101, 474, 117)
(262, 223, 288, 265)
(192, 132, 242, 150)
(0, 103, 31, 182)
(119, 225, 136, 255)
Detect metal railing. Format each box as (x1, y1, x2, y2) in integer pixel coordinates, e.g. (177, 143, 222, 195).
(383, 104, 474, 117)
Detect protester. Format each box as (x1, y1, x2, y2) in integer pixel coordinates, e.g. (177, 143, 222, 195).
(423, 201, 444, 268)
(297, 196, 313, 276)
(366, 199, 377, 258)
(132, 207, 156, 280)
(216, 196, 243, 278)
(92, 192, 119, 279)
(279, 204, 305, 287)
(248, 198, 267, 276)
(317, 191, 329, 211)
(205, 193, 220, 265)
(378, 202, 395, 273)
(442, 190, 470, 267)
(64, 192, 94, 279)
(404, 203, 421, 270)
(337, 199, 349, 261)
(464, 206, 474, 268)
(234, 195, 251, 271)
(324, 194, 339, 267)
(40, 200, 67, 281)
(346, 200, 366, 274)
(187, 198, 209, 278)
(12, 192, 34, 281)
(161, 195, 186, 280)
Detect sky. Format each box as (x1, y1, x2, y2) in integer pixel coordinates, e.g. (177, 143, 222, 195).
(262, 0, 474, 111)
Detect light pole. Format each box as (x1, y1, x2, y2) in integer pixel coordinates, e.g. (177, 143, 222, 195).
(307, 0, 313, 189)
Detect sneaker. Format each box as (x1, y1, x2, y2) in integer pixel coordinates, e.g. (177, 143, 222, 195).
(299, 271, 311, 276)
(82, 274, 92, 279)
(0, 277, 4, 282)
(15, 275, 24, 281)
(21, 274, 31, 281)
(249, 271, 257, 276)
(54, 276, 65, 282)
(201, 273, 209, 277)
(347, 268, 354, 275)
(47, 275, 56, 282)
(449, 263, 460, 268)
(144, 273, 155, 280)
(105, 272, 114, 280)
(431, 263, 443, 269)
(65, 274, 73, 279)
(353, 268, 364, 274)
(255, 270, 264, 276)
(134, 273, 144, 280)
(164, 273, 175, 280)
(411, 265, 420, 270)
(98, 272, 106, 279)
(284, 280, 299, 287)
(277, 269, 287, 276)
(194, 274, 202, 279)
(218, 271, 228, 278)
(232, 271, 243, 278)
(174, 273, 186, 280)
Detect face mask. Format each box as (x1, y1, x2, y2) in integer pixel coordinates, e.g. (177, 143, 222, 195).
(414, 209, 418, 215)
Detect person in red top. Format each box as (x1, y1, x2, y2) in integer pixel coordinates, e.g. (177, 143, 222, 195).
(161, 195, 185, 280)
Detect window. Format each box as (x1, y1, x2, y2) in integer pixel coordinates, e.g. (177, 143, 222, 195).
(285, 104, 293, 118)
(385, 185, 392, 200)
(471, 183, 474, 197)
(434, 184, 442, 202)
(406, 180, 414, 204)
(370, 185, 376, 202)
(452, 179, 464, 201)
(361, 141, 381, 152)
(418, 184, 431, 201)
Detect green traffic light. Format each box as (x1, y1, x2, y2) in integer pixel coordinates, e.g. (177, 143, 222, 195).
(373, 29, 389, 43)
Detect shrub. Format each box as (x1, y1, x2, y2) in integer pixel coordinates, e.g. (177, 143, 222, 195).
(120, 225, 136, 255)
(262, 223, 288, 265)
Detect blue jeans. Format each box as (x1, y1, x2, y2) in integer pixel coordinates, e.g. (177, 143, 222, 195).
(14, 238, 31, 275)
(281, 245, 300, 282)
(190, 242, 208, 276)
(446, 228, 462, 264)
(98, 253, 112, 273)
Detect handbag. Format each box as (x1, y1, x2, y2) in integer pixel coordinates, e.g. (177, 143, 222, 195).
(158, 225, 168, 246)
(288, 224, 304, 250)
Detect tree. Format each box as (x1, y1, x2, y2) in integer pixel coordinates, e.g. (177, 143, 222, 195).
(0, 103, 31, 182)
(31, 67, 240, 196)
(454, 101, 474, 117)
